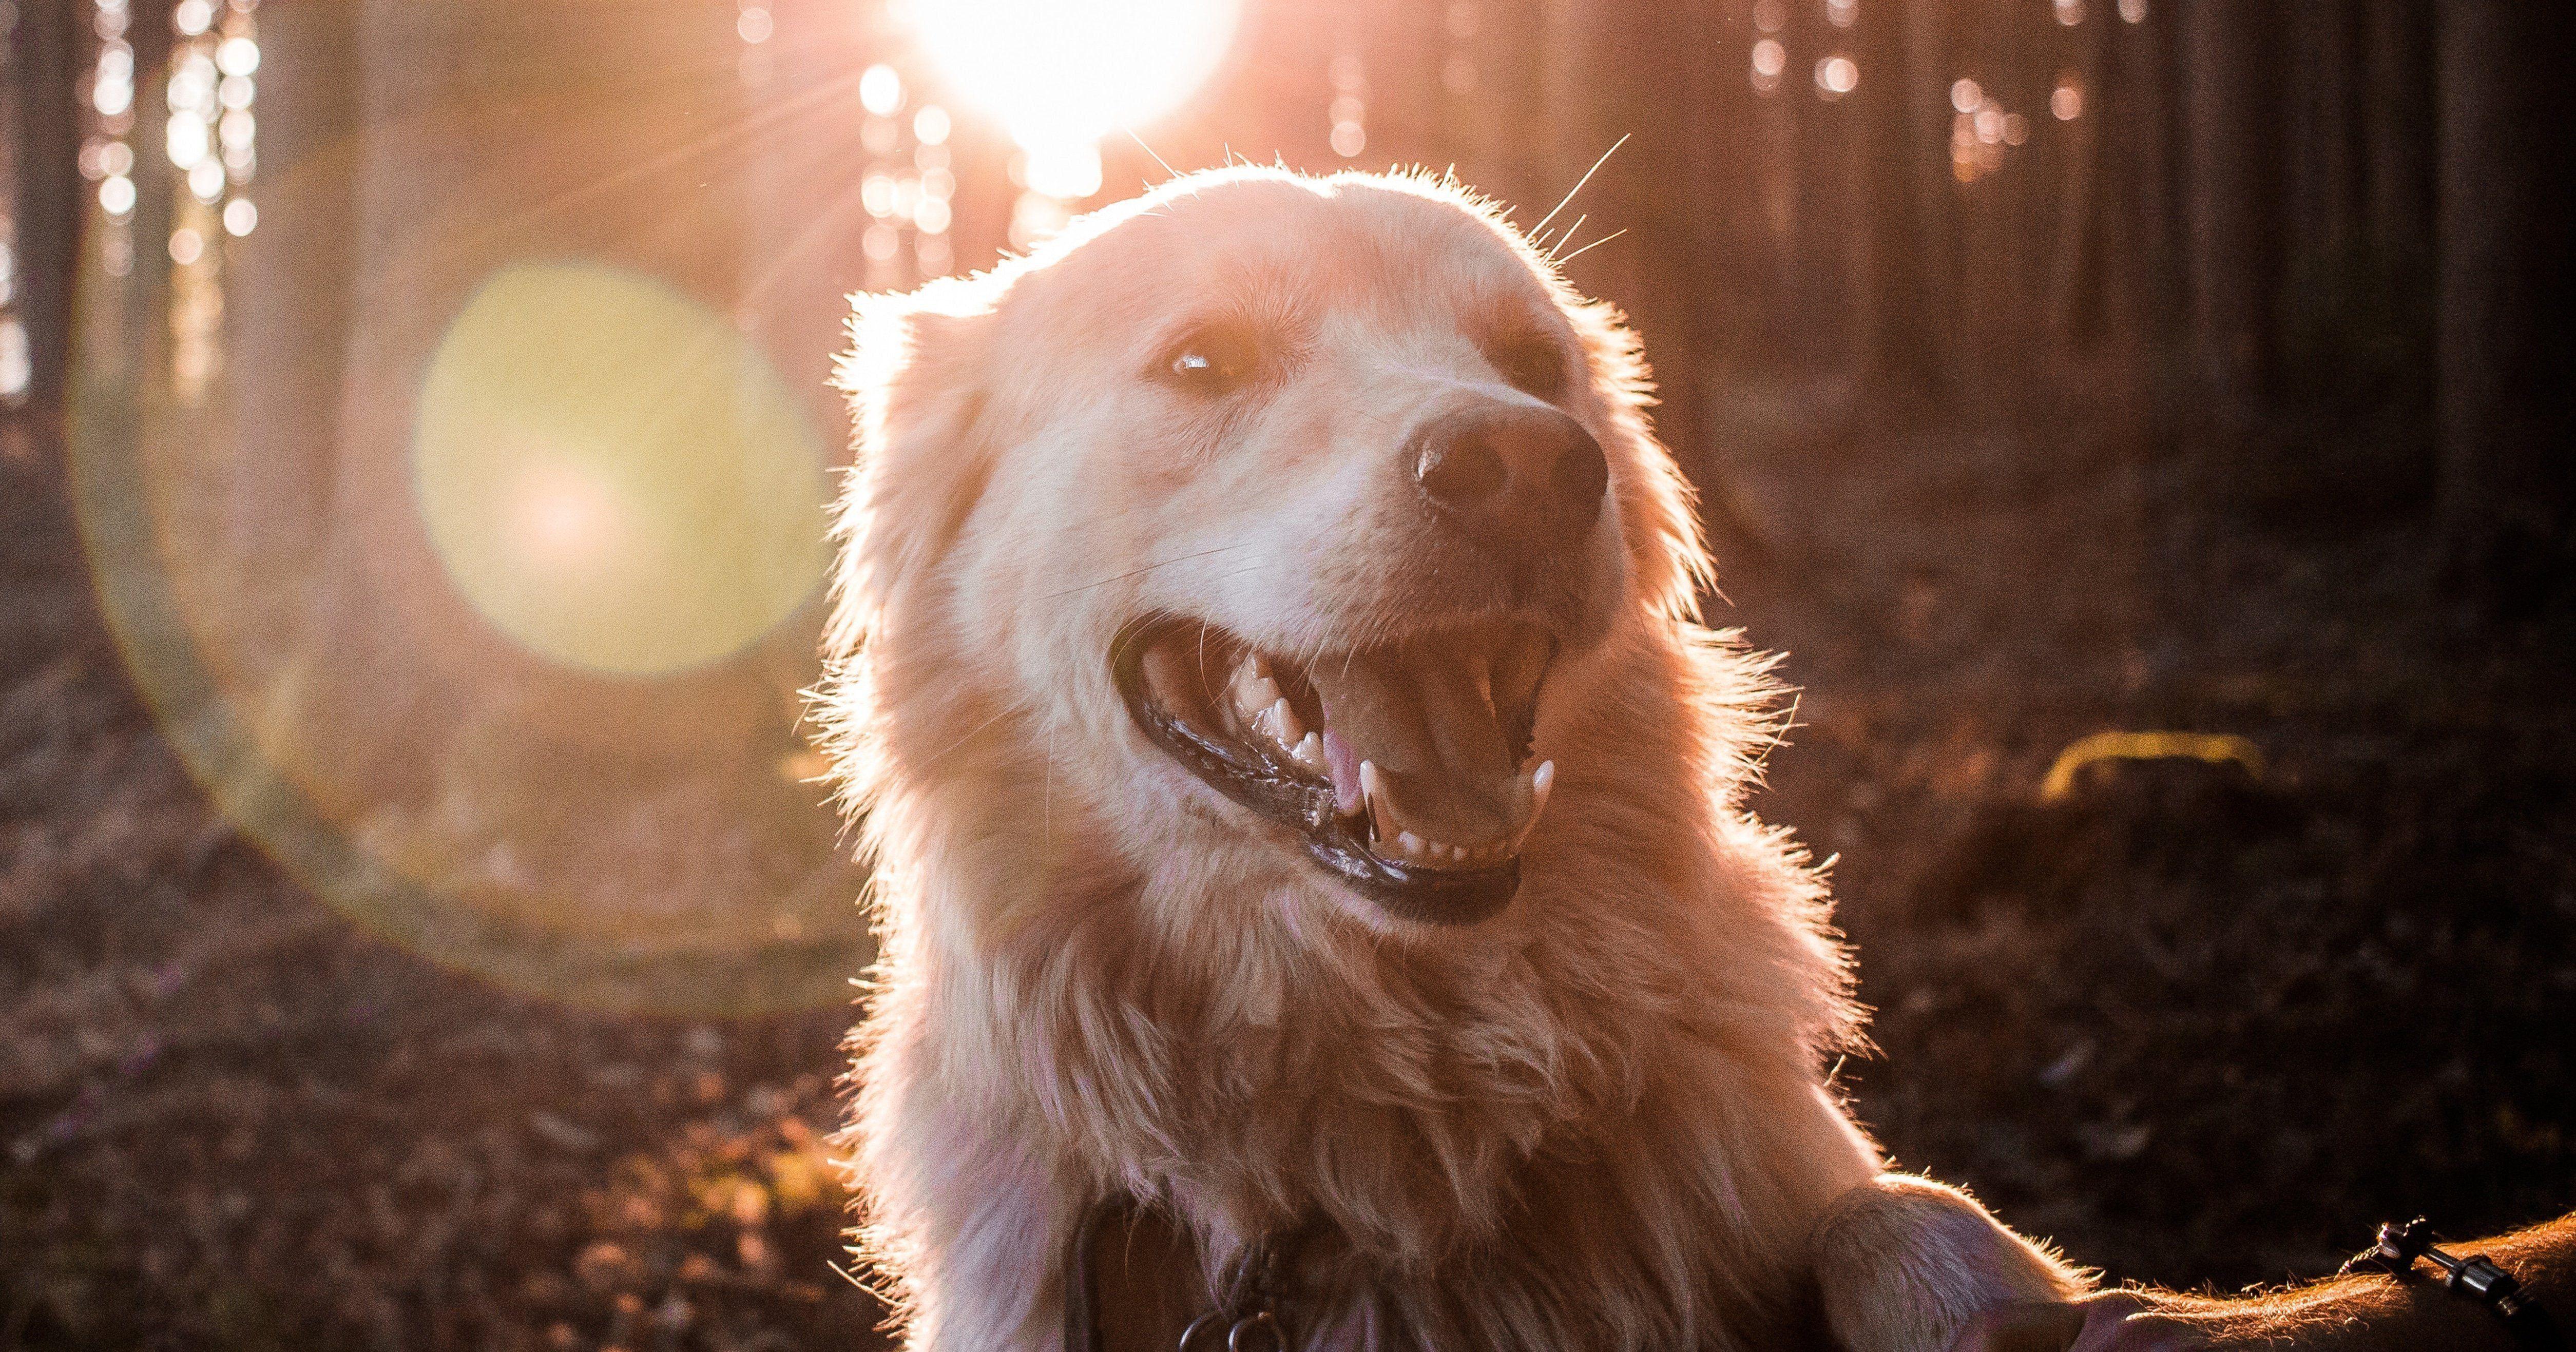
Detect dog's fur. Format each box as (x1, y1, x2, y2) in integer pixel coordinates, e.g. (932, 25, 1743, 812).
(819, 168, 2080, 1350)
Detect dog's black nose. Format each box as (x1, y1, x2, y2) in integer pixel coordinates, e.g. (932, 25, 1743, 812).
(1409, 404, 1608, 548)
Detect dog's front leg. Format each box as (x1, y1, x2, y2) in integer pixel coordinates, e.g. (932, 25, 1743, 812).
(1808, 1174, 2085, 1352)
(856, 1081, 1086, 1351)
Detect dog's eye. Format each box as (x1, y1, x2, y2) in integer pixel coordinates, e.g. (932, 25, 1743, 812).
(1160, 325, 1261, 394)
(1487, 332, 1570, 402)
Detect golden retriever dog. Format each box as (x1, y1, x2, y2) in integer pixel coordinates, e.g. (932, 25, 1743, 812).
(819, 166, 2081, 1350)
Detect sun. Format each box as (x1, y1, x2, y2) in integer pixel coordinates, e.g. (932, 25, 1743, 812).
(897, 0, 1241, 156)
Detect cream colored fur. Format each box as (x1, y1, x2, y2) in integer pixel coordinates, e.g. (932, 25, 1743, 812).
(819, 167, 2081, 1350)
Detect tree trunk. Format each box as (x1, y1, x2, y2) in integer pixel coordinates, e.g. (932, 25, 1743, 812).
(7, 0, 84, 409)
(2435, 0, 2576, 603)
(224, 0, 361, 647)
(2047, 6, 2113, 354)
(1542, 0, 1717, 481)
(1858, 0, 1947, 394)
(2361, 0, 2434, 281)
(2176, 0, 2278, 419)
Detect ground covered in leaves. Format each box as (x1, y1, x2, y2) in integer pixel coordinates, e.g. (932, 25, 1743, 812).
(5, 391, 2572, 1346)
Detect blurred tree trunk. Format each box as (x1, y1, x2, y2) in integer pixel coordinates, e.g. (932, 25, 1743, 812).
(1441, 0, 1550, 207)
(226, 0, 360, 649)
(2047, 8, 2113, 354)
(1542, 0, 1715, 477)
(1683, 2, 1764, 386)
(2358, 0, 2436, 480)
(2283, 0, 2362, 285)
(7, 0, 82, 409)
(2434, 0, 2576, 603)
(2361, 0, 2434, 282)
(2097, 2, 2181, 390)
(1539, 0, 1784, 567)
(2176, 0, 2278, 420)
(2141, 9, 2194, 370)
(1859, 0, 1948, 394)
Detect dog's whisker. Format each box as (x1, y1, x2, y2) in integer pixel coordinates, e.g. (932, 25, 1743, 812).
(1554, 228, 1628, 267)
(1123, 126, 1181, 182)
(1526, 133, 1628, 244)
(1542, 214, 1585, 262)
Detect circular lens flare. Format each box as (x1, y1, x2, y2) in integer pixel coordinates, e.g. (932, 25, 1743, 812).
(413, 262, 832, 676)
(898, 0, 1241, 153)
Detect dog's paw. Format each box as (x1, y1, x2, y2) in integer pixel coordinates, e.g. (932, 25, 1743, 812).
(1810, 1174, 2086, 1352)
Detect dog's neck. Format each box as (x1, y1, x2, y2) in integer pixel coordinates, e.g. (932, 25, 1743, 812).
(852, 616, 1874, 1347)
(884, 648, 1813, 1265)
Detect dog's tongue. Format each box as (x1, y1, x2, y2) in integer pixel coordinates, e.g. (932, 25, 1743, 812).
(1309, 642, 1520, 844)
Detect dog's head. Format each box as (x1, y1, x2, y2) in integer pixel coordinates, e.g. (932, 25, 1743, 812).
(831, 168, 1705, 932)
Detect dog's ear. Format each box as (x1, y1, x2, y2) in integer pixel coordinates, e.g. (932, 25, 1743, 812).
(830, 278, 1000, 635)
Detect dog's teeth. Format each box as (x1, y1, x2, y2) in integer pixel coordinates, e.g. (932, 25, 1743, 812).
(1496, 759, 1557, 853)
(1332, 738, 1366, 817)
(1270, 698, 1303, 748)
(1229, 656, 1283, 726)
(1397, 830, 1426, 860)
(1448, 843, 1469, 863)
(1291, 731, 1327, 772)
(1513, 760, 1555, 849)
(1360, 760, 1397, 842)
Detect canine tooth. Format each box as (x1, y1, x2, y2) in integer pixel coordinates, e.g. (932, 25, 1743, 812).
(1291, 731, 1328, 771)
(1270, 698, 1304, 747)
(1331, 738, 1364, 817)
(1497, 759, 1557, 852)
(1360, 760, 1399, 842)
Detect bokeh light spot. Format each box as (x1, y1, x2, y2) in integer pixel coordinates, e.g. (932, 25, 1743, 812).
(413, 262, 831, 677)
(1817, 54, 1858, 98)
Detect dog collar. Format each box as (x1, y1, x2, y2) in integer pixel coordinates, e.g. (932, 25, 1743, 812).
(1064, 1194, 1316, 1352)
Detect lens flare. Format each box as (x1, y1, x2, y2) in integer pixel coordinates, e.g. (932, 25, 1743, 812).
(64, 4, 871, 1017)
(898, 0, 1240, 153)
(412, 262, 832, 677)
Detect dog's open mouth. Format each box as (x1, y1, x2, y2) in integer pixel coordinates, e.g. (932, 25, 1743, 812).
(1111, 613, 1556, 924)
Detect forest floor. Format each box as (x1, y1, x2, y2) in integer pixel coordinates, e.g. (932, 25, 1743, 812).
(4, 385, 2572, 1349)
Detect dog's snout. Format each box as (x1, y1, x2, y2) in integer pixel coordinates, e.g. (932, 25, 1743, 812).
(1410, 405, 1608, 548)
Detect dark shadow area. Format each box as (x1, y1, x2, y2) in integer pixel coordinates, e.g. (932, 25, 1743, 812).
(1719, 392, 2576, 1291)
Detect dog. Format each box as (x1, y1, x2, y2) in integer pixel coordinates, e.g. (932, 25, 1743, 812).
(818, 166, 2082, 1350)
